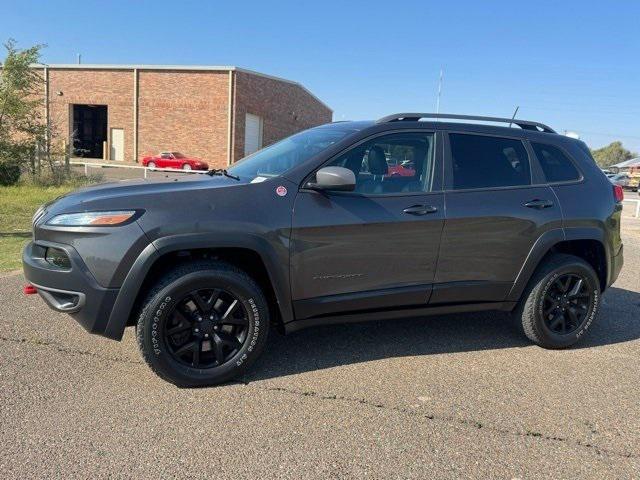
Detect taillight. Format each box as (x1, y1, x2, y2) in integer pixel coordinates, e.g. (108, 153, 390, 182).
(613, 184, 624, 203)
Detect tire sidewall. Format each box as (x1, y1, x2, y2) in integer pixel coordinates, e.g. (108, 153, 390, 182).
(534, 262, 600, 347)
(141, 270, 267, 386)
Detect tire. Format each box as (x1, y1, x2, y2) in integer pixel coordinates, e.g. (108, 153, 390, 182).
(517, 253, 601, 349)
(182, 163, 192, 171)
(147, 161, 156, 169)
(136, 260, 269, 387)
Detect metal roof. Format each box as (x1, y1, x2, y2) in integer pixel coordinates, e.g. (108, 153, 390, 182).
(611, 157, 640, 169)
(29, 63, 332, 112)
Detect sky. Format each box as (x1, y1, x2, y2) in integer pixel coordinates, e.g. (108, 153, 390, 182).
(2, 0, 639, 152)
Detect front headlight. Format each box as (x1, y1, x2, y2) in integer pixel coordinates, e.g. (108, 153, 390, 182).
(47, 210, 138, 226)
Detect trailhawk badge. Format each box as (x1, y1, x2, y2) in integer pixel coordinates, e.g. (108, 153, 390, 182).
(276, 186, 288, 197)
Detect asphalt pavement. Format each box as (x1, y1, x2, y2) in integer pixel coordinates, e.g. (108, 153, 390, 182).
(1, 211, 639, 479)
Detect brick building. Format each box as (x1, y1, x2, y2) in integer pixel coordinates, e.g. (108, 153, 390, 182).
(34, 64, 332, 168)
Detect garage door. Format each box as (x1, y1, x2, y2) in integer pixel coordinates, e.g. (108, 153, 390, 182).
(244, 113, 263, 156)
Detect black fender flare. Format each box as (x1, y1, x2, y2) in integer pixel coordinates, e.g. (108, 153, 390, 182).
(506, 227, 609, 303)
(103, 233, 293, 340)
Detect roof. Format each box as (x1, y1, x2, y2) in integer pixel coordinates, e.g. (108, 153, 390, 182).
(29, 63, 332, 112)
(611, 157, 640, 169)
(376, 112, 556, 133)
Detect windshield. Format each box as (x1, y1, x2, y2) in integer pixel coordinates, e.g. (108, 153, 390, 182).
(228, 123, 362, 180)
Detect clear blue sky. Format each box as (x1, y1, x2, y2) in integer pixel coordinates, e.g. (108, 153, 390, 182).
(3, 0, 639, 152)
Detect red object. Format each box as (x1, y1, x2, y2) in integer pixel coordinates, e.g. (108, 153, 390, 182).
(613, 184, 624, 203)
(23, 284, 38, 295)
(141, 152, 209, 171)
(387, 164, 416, 177)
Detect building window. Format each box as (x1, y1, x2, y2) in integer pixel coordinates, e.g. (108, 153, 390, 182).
(244, 113, 263, 156)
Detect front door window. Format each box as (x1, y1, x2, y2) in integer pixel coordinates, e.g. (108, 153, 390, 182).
(325, 132, 436, 194)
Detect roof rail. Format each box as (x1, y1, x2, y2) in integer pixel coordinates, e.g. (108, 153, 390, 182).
(376, 113, 556, 133)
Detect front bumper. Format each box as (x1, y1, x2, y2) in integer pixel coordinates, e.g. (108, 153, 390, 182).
(23, 241, 119, 336)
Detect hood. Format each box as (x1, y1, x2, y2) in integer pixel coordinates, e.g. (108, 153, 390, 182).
(43, 174, 249, 216)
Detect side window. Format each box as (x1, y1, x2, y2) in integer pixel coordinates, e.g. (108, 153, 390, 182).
(325, 132, 435, 194)
(449, 134, 531, 190)
(531, 142, 581, 183)
(161, 153, 171, 159)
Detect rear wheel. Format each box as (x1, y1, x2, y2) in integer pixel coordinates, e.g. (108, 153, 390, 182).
(182, 163, 192, 171)
(517, 254, 601, 349)
(136, 261, 269, 387)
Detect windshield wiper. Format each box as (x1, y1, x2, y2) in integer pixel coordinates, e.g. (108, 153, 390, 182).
(207, 169, 240, 181)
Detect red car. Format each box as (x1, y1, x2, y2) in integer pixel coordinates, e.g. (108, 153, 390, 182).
(387, 160, 416, 177)
(141, 152, 209, 171)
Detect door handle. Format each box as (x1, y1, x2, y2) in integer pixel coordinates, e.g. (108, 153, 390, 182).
(403, 204, 438, 215)
(523, 199, 554, 209)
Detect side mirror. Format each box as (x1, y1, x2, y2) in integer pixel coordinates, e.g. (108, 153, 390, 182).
(307, 166, 356, 192)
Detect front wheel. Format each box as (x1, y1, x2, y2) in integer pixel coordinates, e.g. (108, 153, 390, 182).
(136, 261, 269, 387)
(182, 163, 192, 171)
(517, 253, 601, 349)
(147, 161, 156, 169)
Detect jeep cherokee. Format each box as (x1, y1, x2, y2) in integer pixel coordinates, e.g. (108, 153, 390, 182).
(23, 113, 624, 386)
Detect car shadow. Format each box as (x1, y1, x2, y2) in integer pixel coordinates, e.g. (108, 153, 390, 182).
(244, 286, 640, 382)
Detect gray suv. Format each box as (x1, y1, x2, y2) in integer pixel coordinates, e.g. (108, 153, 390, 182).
(23, 113, 624, 386)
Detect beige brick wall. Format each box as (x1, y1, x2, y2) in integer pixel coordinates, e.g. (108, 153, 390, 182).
(48, 69, 134, 160)
(232, 71, 333, 162)
(138, 70, 229, 167)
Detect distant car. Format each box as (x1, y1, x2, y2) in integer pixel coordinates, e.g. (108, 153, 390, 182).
(388, 160, 416, 177)
(141, 152, 208, 171)
(609, 173, 631, 189)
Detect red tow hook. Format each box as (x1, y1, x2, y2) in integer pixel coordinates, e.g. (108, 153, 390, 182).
(23, 284, 38, 295)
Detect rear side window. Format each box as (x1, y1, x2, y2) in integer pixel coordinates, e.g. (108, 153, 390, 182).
(531, 142, 581, 183)
(449, 134, 531, 190)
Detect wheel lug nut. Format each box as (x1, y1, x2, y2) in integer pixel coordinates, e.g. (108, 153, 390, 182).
(204, 334, 209, 338)
(194, 328, 199, 333)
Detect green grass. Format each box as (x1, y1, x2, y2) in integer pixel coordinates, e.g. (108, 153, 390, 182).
(0, 184, 77, 271)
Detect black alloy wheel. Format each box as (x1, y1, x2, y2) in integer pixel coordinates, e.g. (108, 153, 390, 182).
(519, 253, 601, 349)
(164, 288, 249, 369)
(541, 273, 594, 335)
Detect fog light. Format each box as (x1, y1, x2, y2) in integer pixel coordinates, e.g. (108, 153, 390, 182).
(45, 247, 71, 269)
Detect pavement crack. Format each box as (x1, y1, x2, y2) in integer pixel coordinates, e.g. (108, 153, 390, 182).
(253, 384, 638, 460)
(0, 335, 143, 366)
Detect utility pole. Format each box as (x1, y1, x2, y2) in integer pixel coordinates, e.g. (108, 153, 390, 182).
(77, 53, 81, 64)
(435, 69, 443, 114)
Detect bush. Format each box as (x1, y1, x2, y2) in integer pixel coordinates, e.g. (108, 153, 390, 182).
(19, 167, 104, 188)
(0, 163, 21, 186)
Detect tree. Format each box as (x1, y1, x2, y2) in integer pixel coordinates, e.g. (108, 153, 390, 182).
(590, 141, 637, 169)
(0, 39, 46, 184)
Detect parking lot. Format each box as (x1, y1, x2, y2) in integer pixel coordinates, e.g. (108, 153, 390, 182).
(1, 211, 638, 478)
